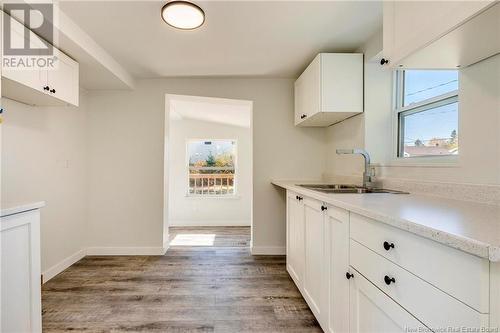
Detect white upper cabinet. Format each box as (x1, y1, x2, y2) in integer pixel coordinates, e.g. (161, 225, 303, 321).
(1, 17, 45, 94)
(1, 13, 79, 106)
(44, 49, 79, 106)
(294, 53, 363, 127)
(382, 1, 499, 69)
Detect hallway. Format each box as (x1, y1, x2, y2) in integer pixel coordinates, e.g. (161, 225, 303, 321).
(42, 227, 321, 332)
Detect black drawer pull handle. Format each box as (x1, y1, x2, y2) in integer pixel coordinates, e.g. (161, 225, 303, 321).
(321, 205, 327, 211)
(50, 88, 56, 93)
(346, 272, 354, 280)
(300, 114, 307, 119)
(384, 275, 396, 285)
(383, 241, 395, 251)
(43, 86, 50, 91)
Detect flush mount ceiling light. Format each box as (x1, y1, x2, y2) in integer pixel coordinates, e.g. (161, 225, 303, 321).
(161, 1, 205, 30)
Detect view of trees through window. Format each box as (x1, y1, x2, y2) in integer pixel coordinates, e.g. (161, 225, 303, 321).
(187, 140, 236, 195)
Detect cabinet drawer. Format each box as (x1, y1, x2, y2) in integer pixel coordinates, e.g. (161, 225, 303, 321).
(350, 240, 489, 331)
(350, 268, 426, 333)
(350, 213, 489, 313)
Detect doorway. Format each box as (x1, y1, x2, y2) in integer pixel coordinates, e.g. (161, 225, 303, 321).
(163, 94, 253, 250)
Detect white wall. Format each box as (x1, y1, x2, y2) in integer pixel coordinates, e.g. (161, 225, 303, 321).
(1, 93, 88, 273)
(325, 29, 393, 184)
(325, 114, 364, 182)
(87, 78, 327, 253)
(168, 117, 251, 226)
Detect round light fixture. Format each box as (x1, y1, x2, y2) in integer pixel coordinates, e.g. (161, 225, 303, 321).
(161, 1, 205, 30)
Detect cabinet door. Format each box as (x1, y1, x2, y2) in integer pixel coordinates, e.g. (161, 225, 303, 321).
(1, 211, 42, 333)
(350, 271, 425, 333)
(303, 198, 326, 322)
(286, 192, 304, 287)
(46, 48, 79, 106)
(294, 54, 320, 125)
(1, 17, 45, 92)
(321, 53, 363, 114)
(383, 0, 494, 67)
(327, 207, 350, 333)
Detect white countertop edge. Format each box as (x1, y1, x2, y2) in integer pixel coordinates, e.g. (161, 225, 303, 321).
(1, 201, 46, 217)
(272, 180, 496, 262)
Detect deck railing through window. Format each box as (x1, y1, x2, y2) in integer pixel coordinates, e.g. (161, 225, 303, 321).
(188, 167, 235, 195)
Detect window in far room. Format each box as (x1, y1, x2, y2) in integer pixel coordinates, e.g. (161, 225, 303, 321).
(395, 70, 459, 158)
(187, 140, 237, 196)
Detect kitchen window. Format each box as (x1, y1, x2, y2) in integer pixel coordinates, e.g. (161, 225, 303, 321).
(395, 70, 459, 158)
(187, 139, 237, 196)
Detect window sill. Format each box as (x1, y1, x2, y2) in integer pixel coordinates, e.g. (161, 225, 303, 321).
(373, 155, 460, 168)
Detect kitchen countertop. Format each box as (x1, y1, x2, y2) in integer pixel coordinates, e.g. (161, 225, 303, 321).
(273, 180, 500, 262)
(1, 201, 45, 218)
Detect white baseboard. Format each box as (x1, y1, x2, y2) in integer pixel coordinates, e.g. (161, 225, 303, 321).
(251, 246, 286, 255)
(85, 246, 166, 256)
(162, 238, 169, 254)
(170, 220, 251, 227)
(40, 244, 283, 283)
(42, 249, 86, 283)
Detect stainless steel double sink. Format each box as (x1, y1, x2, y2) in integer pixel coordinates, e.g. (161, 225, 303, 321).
(297, 184, 408, 194)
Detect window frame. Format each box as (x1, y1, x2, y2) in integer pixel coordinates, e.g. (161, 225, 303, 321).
(393, 70, 459, 160)
(185, 138, 238, 197)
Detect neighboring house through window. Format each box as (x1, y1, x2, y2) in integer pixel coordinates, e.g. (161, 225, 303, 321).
(187, 140, 236, 196)
(395, 70, 459, 158)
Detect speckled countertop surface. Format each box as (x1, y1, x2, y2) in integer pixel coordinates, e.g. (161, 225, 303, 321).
(273, 180, 500, 262)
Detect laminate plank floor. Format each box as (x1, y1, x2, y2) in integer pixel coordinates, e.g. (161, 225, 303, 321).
(42, 226, 322, 332)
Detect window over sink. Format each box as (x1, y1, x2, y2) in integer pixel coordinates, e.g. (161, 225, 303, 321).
(395, 70, 459, 158)
(187, 140, 237, 196)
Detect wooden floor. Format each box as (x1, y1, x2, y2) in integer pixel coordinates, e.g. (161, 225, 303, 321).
(42, 227, 322, 332)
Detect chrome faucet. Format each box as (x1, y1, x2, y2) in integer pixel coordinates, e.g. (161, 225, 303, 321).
(336, 149, 373, 188)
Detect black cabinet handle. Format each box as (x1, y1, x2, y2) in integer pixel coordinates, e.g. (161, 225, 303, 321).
(298, 196, 303, 201)
(50, 88, 56, 93)
(346, 272, 354, 280)
(380, 58, 389, 66)
(321, 205, 327, 211)
(384, 275, 396, 285)
(43, 86, 50, 91)
(383, 241, 395, 251)
(300, 114, 307, 119)
(296, 195, 299, 200)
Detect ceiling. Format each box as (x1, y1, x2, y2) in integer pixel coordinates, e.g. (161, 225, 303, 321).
(169, 95, 252, 127)
(59, 1, 382, 79)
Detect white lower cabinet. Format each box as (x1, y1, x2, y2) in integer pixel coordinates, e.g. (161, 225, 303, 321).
(327, 207, 350, 333)
(1, 209, 42, 333)
(349, 271, 424, 333)
(303, 197, 327, 322)
(284, 190, 495, 333)
(286, 191, 305, 287)
(350, 240, 488, 330)
(286, 192, 350, 332)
